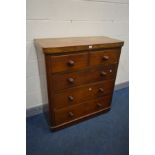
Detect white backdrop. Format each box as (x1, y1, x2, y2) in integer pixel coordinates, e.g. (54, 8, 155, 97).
(26, 0, 129, 109)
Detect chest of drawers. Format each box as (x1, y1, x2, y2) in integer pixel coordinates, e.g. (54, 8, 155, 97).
(35, 36, 124, 131)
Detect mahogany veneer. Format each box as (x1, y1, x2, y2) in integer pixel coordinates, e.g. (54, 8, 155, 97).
(35, 36, 124, 131)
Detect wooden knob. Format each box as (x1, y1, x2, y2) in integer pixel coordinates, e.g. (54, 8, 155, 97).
(97, 103, 102, 108)
(68, 96, 74, 101)
(99, 88, 104, 92)
(68, 112, 74, 117)
(100, 71, 107, 76)
(68, 60, 75, 66)
(68, 78, 74, 84)
(102, 56, 109, 61)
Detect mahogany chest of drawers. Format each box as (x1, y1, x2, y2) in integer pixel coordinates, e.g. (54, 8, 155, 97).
(35, 36, 124, 131)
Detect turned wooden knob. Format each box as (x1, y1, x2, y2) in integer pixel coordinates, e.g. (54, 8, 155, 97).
(68, 112, 74, 117)
(97, 103, 102, 108)
(102, 56, 109, 61)
(68, 96, 74, 101)
(100, 71, 107, 76)
(99, 88, 104, 92)
(68, 78, 75, 83)
(68, 60, 75, 66)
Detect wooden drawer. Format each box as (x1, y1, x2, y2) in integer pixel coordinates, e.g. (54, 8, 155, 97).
(50, 52, 88, 73)
(35, 36, 124, 130)
(54, 95, 112, 126)
(54, 103, 85, 125)
(90, 48, 120, 66)
(53, 80, 115, 109)
(85, 95, 112, 114)
(52, 64, 117, 91)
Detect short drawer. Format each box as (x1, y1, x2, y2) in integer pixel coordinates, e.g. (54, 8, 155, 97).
(90, 48, 120, 66)
(52, 64, 117, 91)
(53, 80, 115, 109)
(85, 95, 112, 114)
(50, 52, 88, 73)
(54, 103, 85, 125)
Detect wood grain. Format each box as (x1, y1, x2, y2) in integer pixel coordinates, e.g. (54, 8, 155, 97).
(52, 64, 117, 91)
(35, 36, 124, 130)
(90, 48, 121, 66)
(35, 36, 124, 54)
(53, 80, 115, 109)
(54, 95, 112, 126)
(50, 52, 88, 73)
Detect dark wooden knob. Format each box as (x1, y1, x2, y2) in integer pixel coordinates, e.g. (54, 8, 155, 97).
(68, 60, 75, 66)
(102, 56, 109, 61)
(100, 71, 107, 76)
(99, 88, 104, 92)
(68, 96, 74, 101)
(97, 103, 102, 108)
(68, 78, 75, 83)
(68, 112, 74, 117)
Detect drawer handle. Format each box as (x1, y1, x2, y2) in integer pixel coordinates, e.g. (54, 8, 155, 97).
(68, 96, 74, 101)
(68, 112, 74, 117)
(68, 78, 75, 84)
(100, 71, 107, 76)
(99, 88, 104, 92)
(102, 56, 109, 61)
(97, 103, 102, 108)
(68, 60, 75, 66)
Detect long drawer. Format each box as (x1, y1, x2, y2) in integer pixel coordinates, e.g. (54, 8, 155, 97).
(52, 64, 117, 91)
(53, 80, 115, 109)
(54, 95, 112, 125)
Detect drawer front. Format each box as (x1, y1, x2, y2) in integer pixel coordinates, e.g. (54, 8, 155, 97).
(50, 53, 88, 73)
(90, 48, 120, 66)
(54, 103, 85, 125)
(54, 95, 112, 125)
(85, 95, 112, 114)
(52, 64, 117, 91)
(53, 80, 114, 109)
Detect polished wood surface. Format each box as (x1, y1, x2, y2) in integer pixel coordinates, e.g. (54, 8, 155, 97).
(35, 36, 124, 130)
(54, 103, 85, 125)
(35, 36, 124, 54)
(53, 80, 114, 109)
(54, 95, 112, 126)
(52, 64, 117, 91)
(50, 52, 88, 73)
(85, 95, 112, 114)
(90, 48, 121, 66)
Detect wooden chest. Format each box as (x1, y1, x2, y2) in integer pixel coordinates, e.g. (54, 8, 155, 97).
(35, 36, 124, 131)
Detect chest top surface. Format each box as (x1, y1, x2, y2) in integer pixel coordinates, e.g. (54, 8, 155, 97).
(35, 36, 124, 54)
